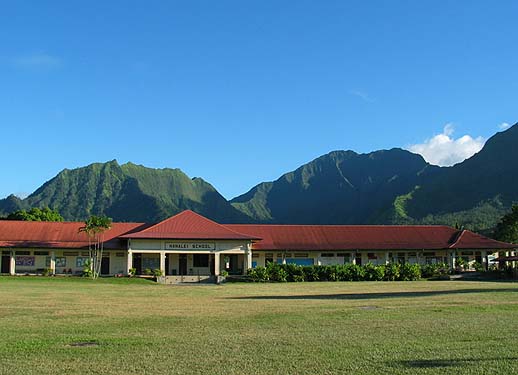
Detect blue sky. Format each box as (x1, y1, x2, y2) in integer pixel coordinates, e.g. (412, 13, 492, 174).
(1, 1, 517, 200)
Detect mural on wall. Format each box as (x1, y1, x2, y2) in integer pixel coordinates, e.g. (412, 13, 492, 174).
(76, 257, 89, 268)
(15, 256, 35, 266)
(56, 257, 66, 267)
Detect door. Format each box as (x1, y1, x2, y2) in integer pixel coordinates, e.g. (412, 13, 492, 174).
(179, 254, 187, 275)
(229, 254, 239, 274)
(101, 256, 110, 275)
(133, 253, 142, 275)
(1, 255, 10, 274)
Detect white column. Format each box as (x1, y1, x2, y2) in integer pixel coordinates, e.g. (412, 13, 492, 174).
(214, 252, 220, 276)
(9, 251, 16, 275)
(385, 251, 390, 265)
(160, 252, 166, 275)
(451, 250, 456, 270)
(244, 243, 253, 274)
(127, 250, 133, 275)
(50, 251, 56, 275)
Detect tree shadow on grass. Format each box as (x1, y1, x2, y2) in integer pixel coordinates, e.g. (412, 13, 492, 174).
(228, 288, 518, 300)
(394, 357, 518, 368)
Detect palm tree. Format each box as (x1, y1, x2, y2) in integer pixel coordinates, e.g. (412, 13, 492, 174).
(79, 215, 112, 279)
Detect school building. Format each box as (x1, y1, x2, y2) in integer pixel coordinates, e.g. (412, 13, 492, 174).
(0, 210, 515, 281)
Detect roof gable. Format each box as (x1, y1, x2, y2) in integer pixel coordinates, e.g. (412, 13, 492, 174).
(119, 210, 259, 240)
(448, 229, 515, 249)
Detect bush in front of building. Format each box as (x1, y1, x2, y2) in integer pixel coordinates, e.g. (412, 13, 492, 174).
(420, 263, 450, 278)
(247, 262, 422, 282)
(399, 263, 422, 281)
(384, 263, 400, 281)
(364, 263, 385, 281)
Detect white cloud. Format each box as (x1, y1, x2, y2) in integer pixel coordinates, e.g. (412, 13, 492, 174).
(349, 90, 374, 103)
(499, 122, 510, 130)
(11, 53, 62, 69)
(407, 124, 485, 166)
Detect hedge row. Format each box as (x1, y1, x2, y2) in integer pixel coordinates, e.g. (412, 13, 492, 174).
(247, 262, 430, 282)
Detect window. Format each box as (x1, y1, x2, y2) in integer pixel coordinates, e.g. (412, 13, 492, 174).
(193, 254, 209, 267)
(63, 252, 79, 257)
(294, 253, 308, 258)
(321, 253, 335, 257)
(285, 258, 314, 266)
(15, 251, 30, 256)
(34, 251, 49, 256)
(367, 253, 377, 260)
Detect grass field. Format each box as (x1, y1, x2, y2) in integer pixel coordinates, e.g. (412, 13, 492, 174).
(0, 277, 517, 375)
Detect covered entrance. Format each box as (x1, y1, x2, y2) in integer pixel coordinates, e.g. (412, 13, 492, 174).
(121, 210, 257, 283)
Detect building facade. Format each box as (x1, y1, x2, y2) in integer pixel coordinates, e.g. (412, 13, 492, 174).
(0, 210, 515, 279)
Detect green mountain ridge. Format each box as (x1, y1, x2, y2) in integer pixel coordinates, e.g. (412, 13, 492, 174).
(231, 148, 439, 224)
(0, 160, 249, 223)
(1, 123, 517, 231)
(231, 123, 518, 232)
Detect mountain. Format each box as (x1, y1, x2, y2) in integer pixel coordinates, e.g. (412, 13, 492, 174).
(231, 148, 439, 224)
(0, 161, 250, 223)
(390, 123, 518, 231)
(1, 123, 517, 232)
(231, 123, 518, 232)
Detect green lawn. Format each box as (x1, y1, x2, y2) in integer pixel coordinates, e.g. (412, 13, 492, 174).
(0, 277, 517, 375)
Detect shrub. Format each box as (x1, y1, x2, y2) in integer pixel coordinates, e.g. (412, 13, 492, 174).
(384, 263, 400, 281)
(472, 262, 484, 272)
(303, 266, 320, 281)
(266, 262, 288, 282)
(143, 268, 153, 276)
(399, 263, 421, 281)
(248, 266, 269, 282)
(284, 264, 305, 282)
(348, 263, 366, 281)
(364, 263, 385, 281)
(152, 268, 163, 277)
(82, 260, 93, 278)
(42, 268, 54, 277)
(327, 265, 340, 281)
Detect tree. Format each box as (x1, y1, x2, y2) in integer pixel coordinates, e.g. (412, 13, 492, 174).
(6, 207, 64, 222)
(493, 204, 518, 244)
(79, 215, 112, 279)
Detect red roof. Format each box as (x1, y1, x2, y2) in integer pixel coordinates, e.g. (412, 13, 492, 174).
(226, 224, 515, 251)
(0, 221, 145, 249)
(448, 229, 515, 250)
(119, 210, 259, 240)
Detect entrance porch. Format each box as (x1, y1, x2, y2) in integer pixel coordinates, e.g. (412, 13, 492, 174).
(127, 251, 251, 277)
